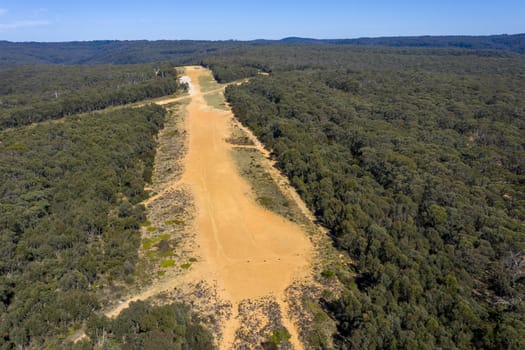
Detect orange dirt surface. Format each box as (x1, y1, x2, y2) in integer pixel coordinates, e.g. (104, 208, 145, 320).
(106, 66, 313, 350)
(181, 66, 312, 349)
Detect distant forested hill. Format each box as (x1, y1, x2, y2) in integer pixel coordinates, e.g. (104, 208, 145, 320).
(282, 33, 525, 54)
(0, 40, 238, 67)
(0, 33, 523, 68)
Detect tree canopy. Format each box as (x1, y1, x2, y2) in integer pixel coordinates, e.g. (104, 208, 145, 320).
(0, 62, 182, 129)
(224, 45, 525, 349)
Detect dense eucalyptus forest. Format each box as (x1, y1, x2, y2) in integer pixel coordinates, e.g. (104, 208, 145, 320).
(0, 36, 524, 349)
(222, 46, 525, 348)
(0, 62, 181, 129)
(0, 104, 162, 347)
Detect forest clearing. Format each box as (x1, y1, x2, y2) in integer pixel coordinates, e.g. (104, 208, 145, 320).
(105, 66, 325, 349)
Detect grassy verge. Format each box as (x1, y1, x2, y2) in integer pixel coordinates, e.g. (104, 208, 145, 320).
(230, 147, 306, 225)
(198, 74, 220, 93)
(203, 91, 228, 110)
(227, 124, 254, 145)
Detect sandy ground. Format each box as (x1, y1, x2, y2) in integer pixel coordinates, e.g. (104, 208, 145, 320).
(106, 66, 313, 349)
(181, 66, 312, 349)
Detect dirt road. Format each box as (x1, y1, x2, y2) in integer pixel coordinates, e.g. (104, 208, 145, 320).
(182, 66, 312, 349)
(107, 66, 313, 349)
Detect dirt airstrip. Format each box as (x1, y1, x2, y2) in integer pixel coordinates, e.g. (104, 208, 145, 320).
(107, 66, 318, 349)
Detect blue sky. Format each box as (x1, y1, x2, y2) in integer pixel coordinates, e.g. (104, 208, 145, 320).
(0, 0, 523, 42)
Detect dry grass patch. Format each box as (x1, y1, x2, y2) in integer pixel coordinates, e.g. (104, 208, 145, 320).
(227, 124, 254, 146)
(230, 147, 304, 224)
(198, 74, 219, 93)
(203, 91, 228, 110)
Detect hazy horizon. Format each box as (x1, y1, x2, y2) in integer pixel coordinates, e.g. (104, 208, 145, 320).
(0, 0, 523, 42)
(2, 33, 525, 44)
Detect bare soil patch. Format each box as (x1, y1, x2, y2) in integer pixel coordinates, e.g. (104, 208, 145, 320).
(104, 66, 339, 349)
(180, 66, 313, 349)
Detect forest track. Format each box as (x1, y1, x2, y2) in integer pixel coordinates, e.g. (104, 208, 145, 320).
(105, 66, 319, 349)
